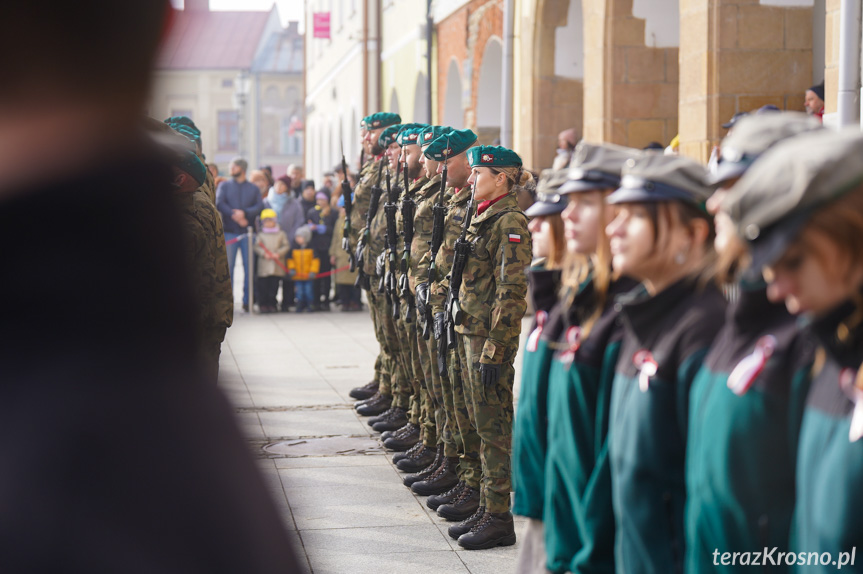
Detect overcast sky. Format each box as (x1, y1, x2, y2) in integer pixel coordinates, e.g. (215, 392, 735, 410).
(170, 0, 305, 29)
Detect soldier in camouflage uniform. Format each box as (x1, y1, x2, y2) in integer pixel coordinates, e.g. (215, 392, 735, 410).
(353, 114, 403, 417)
(164, 116, 217, 204)
(451, 145, 532, 550)
(368, 125, 432, 443)
(169, 148, 234, 382)
(416, 130, 484, 524)
(392, 125, 452, 476)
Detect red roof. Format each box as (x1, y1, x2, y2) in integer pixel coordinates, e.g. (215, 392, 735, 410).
(157, 9, 272, 70)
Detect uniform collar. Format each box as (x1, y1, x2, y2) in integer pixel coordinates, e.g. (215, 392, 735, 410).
(729, 282, 789, 334)
(476, 191, 509, 216)
(809, 294, 863, 369)
(617, 278, 696, 342)
(472, 191, 517, 225)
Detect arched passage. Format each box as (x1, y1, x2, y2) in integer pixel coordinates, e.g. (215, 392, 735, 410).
(476, 37, 503, 144)
(413, 73, 429, 125)
(443, 59, 463, 128)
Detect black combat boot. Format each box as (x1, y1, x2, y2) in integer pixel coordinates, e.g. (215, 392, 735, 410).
(383, 423, 420, 451)
(437, 484, 480, 521)
(447, 505, 485, 540)
(385, 423, 416, 447)
(367, 406, 398, 426)
(392, 438, 425, 464)
(371, 406, 408, 431)
(403, 447, 443, 487)
(349, 379, 378, 400)
(355, 392, 391, 416)
(457, 511, 516, 550)
(411, 456, 459, 496)
(396, 444, 437, 472)
(426, 480, 465, 511)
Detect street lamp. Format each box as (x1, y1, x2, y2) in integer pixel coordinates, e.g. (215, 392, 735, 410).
(233, 70, 251, 157)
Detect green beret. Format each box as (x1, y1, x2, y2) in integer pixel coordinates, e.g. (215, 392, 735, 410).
(708, 112, 822, 185)
(396, 124, 428, 146)
(378, 124, 403, 148)
(418, 125, 453, 147)
(723, 128, 863, 270)
(423, 129, 478, 161)
(467, 145, 522, 168)
(176, 149, 207, 186)
(606, 154, 712, 211)
(164, 116, 200, 133)
(173, 124, 201, 144)
(366, 112, 402, 130)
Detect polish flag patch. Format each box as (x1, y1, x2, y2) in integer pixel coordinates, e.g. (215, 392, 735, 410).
(481, 153, 495, 163)
(508, 234, 521, 243)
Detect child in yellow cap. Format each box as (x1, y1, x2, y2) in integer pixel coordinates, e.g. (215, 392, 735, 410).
(253, 209, 290, 313)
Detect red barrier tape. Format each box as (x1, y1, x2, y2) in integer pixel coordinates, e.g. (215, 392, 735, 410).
(225, 236, 241, 246)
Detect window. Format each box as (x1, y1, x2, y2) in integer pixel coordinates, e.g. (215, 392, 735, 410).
(222, 78, 234, 89)
(217, 110, 239, 151)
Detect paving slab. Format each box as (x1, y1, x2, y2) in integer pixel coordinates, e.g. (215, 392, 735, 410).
(307, 550, 469, 574)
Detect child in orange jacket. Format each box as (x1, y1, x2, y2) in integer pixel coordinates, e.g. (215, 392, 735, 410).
(288, 226, 320, 312)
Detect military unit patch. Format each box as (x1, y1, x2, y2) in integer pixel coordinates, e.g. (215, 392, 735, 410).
(481, 153, 494, 164)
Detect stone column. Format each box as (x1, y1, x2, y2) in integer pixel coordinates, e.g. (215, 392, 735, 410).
(679, 0, 814, 161)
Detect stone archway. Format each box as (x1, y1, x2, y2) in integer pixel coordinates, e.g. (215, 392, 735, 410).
(518, 0, 584, 169)
(476, 37, 503, 144)
(443, 59, 463, 128)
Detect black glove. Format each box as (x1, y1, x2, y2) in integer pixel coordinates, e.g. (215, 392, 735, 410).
(480, 363, 501, 387)
(433, 312, 445, 341)
(416, 282, 429, 315)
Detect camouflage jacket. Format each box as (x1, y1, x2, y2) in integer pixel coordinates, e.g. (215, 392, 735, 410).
(408, 174, 442, 293)
(349, 156, 383, 250)
(453, 191, 531, 363)
(396, 174, 429, 291)
(175, 190, 234, 336)
(423, 186, 467, 313)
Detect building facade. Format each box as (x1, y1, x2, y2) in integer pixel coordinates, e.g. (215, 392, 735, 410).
(304, 0, 381, 185)
(150, 0, 303, 177)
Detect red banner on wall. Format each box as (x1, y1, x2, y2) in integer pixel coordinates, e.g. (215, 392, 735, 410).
(313, 13, 331, 39)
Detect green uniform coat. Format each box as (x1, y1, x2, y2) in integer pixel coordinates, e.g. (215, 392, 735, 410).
(609, 279, 726, 574)
(685, 285, 814, 573)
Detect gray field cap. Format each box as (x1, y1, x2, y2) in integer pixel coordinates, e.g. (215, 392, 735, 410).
(525, 169, 569, 217)
(607, 154, 712, 210)
(559, 142, 641, 194)
(708, 112, 823, 186)
(723, 128, 863, 271)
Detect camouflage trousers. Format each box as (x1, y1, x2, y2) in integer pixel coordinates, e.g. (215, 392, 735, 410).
(460, 333, 515, 513)
(419, 328, 448, 451)
(394, 299, 427, 435)
(367, 279, 409, 403)
(449, 334, 483, 491)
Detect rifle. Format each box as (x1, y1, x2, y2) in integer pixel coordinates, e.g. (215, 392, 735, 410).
(399, 149, 417, 324)
(444, 181, 477, 349)
(354, 158, 385, 290)
(340, 141, 355, 271)
(383, 164, 401, 318)
(422, 139, 449, 340)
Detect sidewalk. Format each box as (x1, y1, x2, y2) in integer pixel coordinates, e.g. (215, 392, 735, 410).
(219, 306, 528, 574)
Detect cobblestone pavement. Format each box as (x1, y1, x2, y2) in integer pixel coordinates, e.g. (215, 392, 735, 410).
(219, 303, 528, 574)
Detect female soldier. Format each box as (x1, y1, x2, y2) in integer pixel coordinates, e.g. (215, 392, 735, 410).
(604, 154, 726, 574)
(542, 143, 640, 574)
(511, 169, 568, 572)
(723, 129, 863, 568)
(684, 113, 820, 573)
(449, 145, 533, 551)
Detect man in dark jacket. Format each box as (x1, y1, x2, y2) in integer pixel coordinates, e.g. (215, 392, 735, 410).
(216, 157, 264, 311)
(0, 1, 300, 571)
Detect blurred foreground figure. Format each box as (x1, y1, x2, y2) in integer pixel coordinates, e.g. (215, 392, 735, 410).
(0, 2, 301, 572)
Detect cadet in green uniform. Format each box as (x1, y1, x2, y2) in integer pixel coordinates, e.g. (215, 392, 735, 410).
(723, 129, 863, 571)
(537, 143, 641, 574)
(510, 170, 567, 573)
(685, 113, 821, 573)
(450, 145, 533, 551)
(605, 155, 726, 574)
(412, 130, 484, 523)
